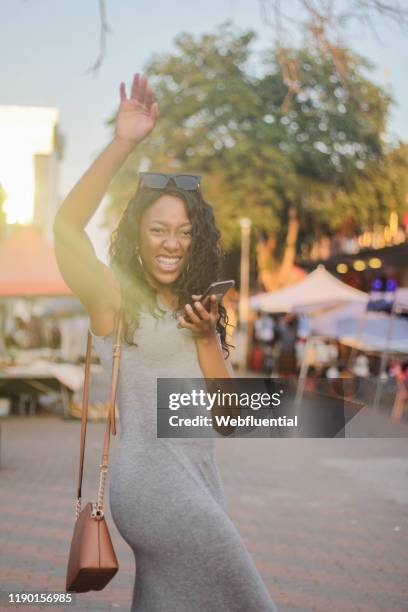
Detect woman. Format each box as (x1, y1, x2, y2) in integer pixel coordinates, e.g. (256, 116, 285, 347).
(54, 73, 277, 612)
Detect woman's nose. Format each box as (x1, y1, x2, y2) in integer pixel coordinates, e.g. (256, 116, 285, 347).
(162, 235, 180, 250)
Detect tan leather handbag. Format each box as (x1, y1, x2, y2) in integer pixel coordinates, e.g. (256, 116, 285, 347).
(66, 310, 123, 593)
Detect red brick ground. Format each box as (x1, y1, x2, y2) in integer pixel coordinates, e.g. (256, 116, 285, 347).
(0, 416, 407, 611)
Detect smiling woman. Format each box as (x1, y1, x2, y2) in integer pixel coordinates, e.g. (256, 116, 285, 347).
(53, 72, 277, 611)
(107, 176, 231, 353)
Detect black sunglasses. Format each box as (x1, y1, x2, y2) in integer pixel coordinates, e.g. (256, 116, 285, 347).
(139, 172, 201, 191)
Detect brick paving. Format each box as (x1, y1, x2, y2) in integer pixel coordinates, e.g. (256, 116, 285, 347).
(0, 415, 407, 611)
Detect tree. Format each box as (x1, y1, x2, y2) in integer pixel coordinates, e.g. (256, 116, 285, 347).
(254, 40, 393, 283)
(105, 24, 287, 248)
(103, 24, 407, 290)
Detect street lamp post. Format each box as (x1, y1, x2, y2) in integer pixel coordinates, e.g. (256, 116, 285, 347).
(238, 217, 251, 370)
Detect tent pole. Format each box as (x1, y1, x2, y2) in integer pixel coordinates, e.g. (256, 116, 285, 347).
(295, 333, 313, 407)
(373, 301, 396, 412)
(347, 306, 369, 370)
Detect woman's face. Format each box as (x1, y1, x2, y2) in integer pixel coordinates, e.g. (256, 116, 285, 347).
(138, 194, 192, 288)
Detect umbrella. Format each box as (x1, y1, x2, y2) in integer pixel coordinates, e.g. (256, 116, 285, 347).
(310, 304, 408, 353)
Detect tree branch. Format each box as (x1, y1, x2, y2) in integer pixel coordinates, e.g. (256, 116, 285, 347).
(84, 0, 112, 76)
(258, 0, 408, 111)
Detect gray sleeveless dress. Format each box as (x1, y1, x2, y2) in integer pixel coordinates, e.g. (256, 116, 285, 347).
(89, 299, 278, 612)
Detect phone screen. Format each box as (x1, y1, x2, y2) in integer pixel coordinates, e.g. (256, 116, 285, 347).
(200, 280, 235, 310)
(181, 280, 235, 323)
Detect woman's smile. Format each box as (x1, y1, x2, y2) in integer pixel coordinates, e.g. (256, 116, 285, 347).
(155, 255, 182, 272)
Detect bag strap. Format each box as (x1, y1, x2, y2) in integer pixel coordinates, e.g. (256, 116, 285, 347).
(76, 308, 123, 518)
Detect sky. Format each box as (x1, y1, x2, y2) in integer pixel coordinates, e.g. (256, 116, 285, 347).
(2, 0, 408, 260)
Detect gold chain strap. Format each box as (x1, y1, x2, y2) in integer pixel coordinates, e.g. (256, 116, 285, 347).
(96, 465, 108, 516)
(75, 497, 82, 519)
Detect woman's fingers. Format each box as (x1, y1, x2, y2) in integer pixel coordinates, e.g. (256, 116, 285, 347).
(193, 300, 210, 320)
(178, 297, 218, 336)
(130, 73, 147, 102)
(119, 82, 127, 102)
(128, 73, 157, 116)
(139, 75, 148, 104)
(178, 315, 194, 330)
(130, 73, 140, 99)
(184, 304, 200, 324)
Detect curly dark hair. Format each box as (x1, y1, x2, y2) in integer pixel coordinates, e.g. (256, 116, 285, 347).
(108, 181, 232, 357)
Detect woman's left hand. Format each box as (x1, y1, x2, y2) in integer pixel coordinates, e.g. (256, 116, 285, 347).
(178, 294, 218, 340)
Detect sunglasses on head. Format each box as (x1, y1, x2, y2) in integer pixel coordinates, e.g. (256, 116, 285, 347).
(138, 172, 201, 192)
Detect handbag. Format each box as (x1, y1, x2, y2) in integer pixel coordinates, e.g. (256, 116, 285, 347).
(66, 309, 123, 593)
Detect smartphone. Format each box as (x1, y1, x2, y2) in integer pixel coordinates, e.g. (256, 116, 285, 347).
(197, 280, 235, 311)
(180, 280, 235, 326)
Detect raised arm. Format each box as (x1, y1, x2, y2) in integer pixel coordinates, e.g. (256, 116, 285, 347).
(53, 74, 159, 327)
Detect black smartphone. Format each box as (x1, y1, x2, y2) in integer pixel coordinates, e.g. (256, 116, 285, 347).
(197, 280, 235, 311)
(180, 280, 235, 326)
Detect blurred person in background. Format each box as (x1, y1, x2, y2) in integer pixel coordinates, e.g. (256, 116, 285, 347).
(276, 314, 298, 378)
(391, 361, 408, 422)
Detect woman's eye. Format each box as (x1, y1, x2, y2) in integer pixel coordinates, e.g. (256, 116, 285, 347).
(183, 230, 192, 237)
(151, 228, 163, 234)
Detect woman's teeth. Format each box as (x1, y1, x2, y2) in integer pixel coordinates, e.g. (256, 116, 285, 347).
(156, 256, 181, 270)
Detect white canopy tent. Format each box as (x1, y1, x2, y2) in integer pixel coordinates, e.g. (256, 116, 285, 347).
(250, 265, 368, 313)
(249, 266, 370, 410)
(249, 266, 407, 413)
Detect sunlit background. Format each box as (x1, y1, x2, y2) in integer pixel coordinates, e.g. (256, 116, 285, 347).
(0, 106, 59, 229)
(1, 0, 408, 259)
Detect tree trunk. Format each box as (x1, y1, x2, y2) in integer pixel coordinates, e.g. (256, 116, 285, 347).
(256, 207, 304, 291)
(256, 235, 278, 290)
(277, 206, 299, 285)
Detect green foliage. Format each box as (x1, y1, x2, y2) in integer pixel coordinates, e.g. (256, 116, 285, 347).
(260, 46, 390, 181)
(105, 22, 406, 257)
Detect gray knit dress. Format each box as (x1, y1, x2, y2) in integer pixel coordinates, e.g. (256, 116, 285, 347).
(89, 298, 278, 612)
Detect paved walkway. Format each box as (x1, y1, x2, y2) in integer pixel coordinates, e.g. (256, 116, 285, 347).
(0, 415, 407, 611)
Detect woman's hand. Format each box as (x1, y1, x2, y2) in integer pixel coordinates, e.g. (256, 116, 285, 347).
(115, 73, 159, 148)
(178, 294, 218, 340)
